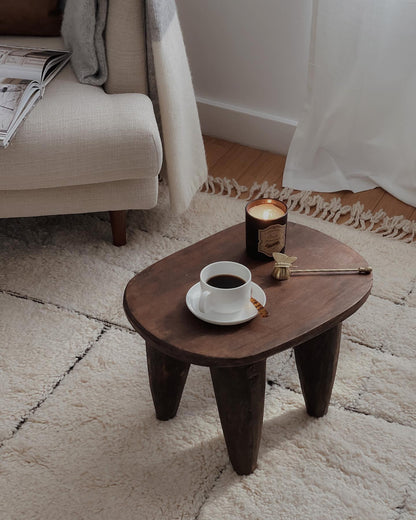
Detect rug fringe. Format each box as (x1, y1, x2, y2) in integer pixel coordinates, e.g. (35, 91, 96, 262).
(201, 176, 416, 243)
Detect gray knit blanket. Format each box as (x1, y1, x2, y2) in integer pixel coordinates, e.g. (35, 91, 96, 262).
(61, 0, 207, 213)
(61, 0, 108, 86)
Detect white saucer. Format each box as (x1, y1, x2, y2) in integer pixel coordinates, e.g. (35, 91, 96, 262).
(186, 282, 266, 326)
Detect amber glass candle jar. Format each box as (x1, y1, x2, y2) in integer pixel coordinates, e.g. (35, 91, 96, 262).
(245, 198, 288, 260)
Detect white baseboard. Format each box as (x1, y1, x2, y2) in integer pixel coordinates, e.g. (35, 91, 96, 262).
(196, 96, 297, 155)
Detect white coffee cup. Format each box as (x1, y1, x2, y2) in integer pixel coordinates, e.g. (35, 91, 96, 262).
(199, 261, 252, 314)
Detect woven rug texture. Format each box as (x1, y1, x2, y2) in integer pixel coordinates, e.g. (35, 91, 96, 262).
(0, 187, 415, 520)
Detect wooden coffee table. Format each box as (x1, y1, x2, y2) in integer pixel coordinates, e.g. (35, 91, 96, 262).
(123, 222, 372, 475)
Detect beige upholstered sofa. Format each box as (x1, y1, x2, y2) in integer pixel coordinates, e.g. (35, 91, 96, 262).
(0, 1, 162, 245)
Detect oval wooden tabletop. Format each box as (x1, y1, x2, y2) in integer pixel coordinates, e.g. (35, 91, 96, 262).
(123, 222, 372, 367)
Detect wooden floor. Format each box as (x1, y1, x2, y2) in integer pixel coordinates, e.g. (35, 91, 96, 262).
(203, 136, 416, 224)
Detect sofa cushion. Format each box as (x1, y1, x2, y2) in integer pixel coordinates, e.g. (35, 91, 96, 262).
(0, 178, 159, 218)
(0, 37, 162, 192)
(0, 1, 63, 36)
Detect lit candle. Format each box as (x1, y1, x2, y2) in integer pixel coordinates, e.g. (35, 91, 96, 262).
(247, 203, 285, 221)
(245, 198, 288, 260)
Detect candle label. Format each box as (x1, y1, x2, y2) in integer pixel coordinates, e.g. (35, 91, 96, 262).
(258, 223, 286, 256)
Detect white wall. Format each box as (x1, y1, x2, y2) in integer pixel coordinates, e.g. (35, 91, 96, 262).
(176, 0, 312, 154)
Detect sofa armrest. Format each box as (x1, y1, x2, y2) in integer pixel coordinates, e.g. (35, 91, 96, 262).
(104, 0, 148, 95)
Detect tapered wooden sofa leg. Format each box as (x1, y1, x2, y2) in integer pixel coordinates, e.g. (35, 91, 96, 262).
(109, 210, 127, 246)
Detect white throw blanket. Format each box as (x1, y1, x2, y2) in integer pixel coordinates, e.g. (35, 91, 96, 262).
(61, 0, 207, 214)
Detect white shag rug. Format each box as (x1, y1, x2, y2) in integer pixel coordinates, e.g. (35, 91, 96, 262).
(1, 185, 415, 520)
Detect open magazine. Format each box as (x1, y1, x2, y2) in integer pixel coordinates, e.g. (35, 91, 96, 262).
(0, 45, 71, 148)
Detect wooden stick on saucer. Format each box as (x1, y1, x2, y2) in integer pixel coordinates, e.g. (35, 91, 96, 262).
(250, 297, 269, 318)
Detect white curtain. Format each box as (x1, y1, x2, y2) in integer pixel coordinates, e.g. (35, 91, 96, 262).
(283, 0, 416, 207)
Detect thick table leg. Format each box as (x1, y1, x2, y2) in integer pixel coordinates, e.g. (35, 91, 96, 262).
(210, 360, 266, 475)
(294, 323, 342, 417)
(146, 342, 190, 421)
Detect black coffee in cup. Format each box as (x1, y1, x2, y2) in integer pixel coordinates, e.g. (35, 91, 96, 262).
(207, 274, 246, 289)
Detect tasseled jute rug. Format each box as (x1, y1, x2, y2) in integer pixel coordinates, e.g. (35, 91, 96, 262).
(1, 182, 415, 520)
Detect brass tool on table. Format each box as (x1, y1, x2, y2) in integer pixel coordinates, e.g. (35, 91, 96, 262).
(271, 253, 372, 281)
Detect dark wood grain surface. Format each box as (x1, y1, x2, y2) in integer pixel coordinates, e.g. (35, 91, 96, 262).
(124, 222, 372, 367)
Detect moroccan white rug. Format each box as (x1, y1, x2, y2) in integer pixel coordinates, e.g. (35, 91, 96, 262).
(1, 184, 415, 520)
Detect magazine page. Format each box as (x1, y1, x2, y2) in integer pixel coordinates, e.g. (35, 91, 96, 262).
(0, 78, 40, 146)
(0, 45, 71, 146)
(0, 78, 30, 133)
(0, 46, 63, 83)
(41, 51, 71, 86)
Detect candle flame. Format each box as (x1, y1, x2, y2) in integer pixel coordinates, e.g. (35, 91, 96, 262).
(262, 208, 276, 220)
